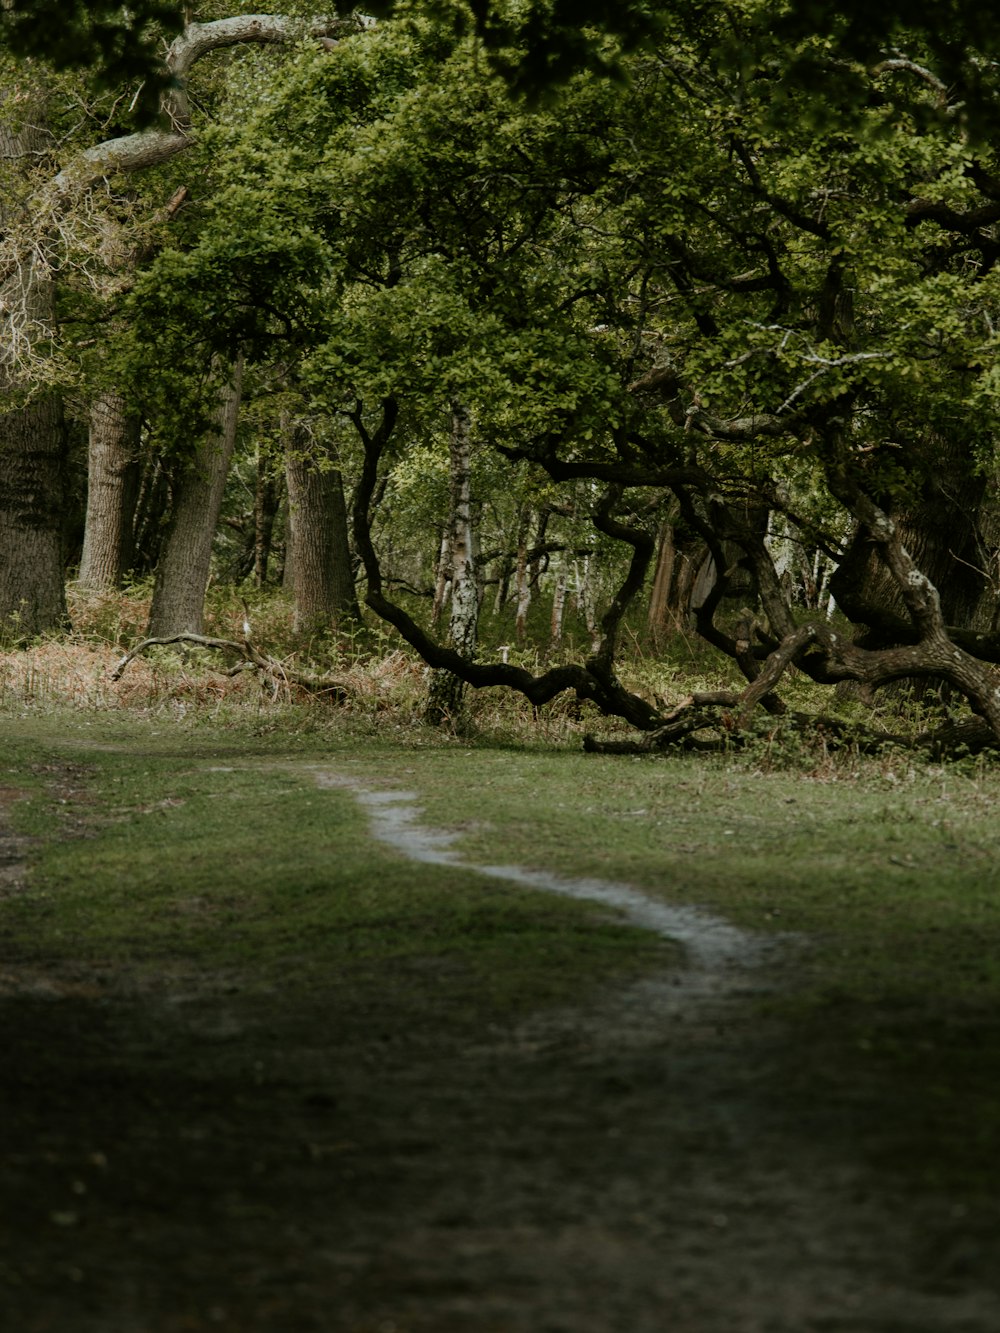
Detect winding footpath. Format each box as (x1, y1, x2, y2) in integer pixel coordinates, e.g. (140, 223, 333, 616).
(314, 770, 790, 1005)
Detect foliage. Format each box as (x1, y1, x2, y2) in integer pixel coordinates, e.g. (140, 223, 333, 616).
(0, 0, 185, 121)
(9, 0, 1000, 743)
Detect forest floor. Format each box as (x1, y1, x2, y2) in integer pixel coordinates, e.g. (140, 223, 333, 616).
(3, 714, 1000, 1332)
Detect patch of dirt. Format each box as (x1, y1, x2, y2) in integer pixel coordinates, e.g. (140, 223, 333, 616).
(2, 769, 999, 1332)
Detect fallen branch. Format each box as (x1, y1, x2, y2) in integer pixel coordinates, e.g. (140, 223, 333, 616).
(110, 633, 351, 699)
(584, 706, 910, 756)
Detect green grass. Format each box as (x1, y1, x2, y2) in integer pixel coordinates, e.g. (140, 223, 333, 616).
(5, 699, 1000, 1204)
(0, 713, 670, 1025)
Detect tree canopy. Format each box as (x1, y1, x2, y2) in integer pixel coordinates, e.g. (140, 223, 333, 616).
(6, 0, 1000, 751)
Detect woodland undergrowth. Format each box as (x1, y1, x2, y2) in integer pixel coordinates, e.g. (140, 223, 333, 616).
(0, 582, 982, 777)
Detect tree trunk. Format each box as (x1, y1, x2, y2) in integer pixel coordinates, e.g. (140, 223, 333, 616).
(284, 419, 359, 636)
(426, 404, 479, 724)
(647, 520, 676, 646)
(77, 391, 142, 589)
(514, 509, 532, 644)
(549, 552, 568, 654)
(494, 502, 526, 614)
(575, 554, 600, 652)
(431, 527, 451, 625)
(147, 359, 243, 637)
(0, 396, 68, 640)
(254, 454, 281, 587)
(0, 89, 68, 640)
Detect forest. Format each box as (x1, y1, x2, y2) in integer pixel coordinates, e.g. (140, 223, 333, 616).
(5, 0, 1000, 750)
(7, 8, 1000, 1333)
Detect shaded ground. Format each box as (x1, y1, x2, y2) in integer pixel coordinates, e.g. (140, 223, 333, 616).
(2, 761, 1000, 1332)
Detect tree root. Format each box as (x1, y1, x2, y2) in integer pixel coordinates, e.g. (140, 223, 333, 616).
(110, 634, 352, 700)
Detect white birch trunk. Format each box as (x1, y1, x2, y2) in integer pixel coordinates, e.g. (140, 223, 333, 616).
(426, 405, 479, 724)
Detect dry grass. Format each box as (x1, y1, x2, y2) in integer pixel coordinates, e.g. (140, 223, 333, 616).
(0, 636, 434, 721)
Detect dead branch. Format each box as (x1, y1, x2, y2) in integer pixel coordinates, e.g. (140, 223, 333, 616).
(110, 633, 351, 699)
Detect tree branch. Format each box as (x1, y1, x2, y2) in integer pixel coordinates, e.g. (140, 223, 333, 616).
(51, 15, 359, 193)
(110, 632, 352, 697)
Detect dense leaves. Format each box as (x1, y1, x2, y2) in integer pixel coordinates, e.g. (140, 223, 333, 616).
(9, 0, 1000, 739)
(0, 0, 185, 121)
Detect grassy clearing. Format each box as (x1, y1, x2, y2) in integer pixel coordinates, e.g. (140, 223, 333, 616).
(4, 623, 1000, 1212)
(0, 712, 670, 1028)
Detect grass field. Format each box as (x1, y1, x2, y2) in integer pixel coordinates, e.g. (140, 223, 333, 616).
(3, 641, 1000, 1329)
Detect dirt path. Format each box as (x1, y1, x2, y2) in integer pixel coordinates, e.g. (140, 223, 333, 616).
(2, 763, 999, 1332)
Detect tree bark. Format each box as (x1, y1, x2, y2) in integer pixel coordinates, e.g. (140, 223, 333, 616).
(426, 405, 480, 724)
(514, 508, 531, 644)
(0, 86, 67, 640)
(77, 390, 142, 589)
(647, 519, 676, 645)
(833, 466, 1000, 640)
(549, 552, 568, 654)
(147, 358, 243, 637)
(253, 454, 281, 587)
(0, 395, 68, 639)
(284, 419, 359, 635)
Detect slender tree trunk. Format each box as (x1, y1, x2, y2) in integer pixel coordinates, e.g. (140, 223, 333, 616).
(284, 419, 359, 635)
(528, 508, 550, 595)
(253, 455, 281, 587)
(147, 359, 243, 637)
(77, 391, 141, 589)
(131, 455, 170, 576)
(0, 90, 68, 640)
(514, 509, 531, 644)
(575, 555, 599, 652)
(426, 404, 479, 724)
(494, 503, 526, 614)
(431, 528, 451, 625)
(549, 552, 568, 653)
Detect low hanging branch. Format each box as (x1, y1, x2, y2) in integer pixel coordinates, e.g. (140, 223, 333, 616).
(110, 633, 352, 699)
(4, 13, 365, 373)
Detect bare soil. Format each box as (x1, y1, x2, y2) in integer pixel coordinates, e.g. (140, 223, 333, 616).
(2, 762, 1000, 1332)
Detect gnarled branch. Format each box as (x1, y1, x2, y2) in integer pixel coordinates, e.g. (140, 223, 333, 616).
(110, 632, 351, 698)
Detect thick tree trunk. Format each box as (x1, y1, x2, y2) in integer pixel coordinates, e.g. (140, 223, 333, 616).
(834, 481, 1000, 638)
(0, 90, 68, 640)
(284, 420, 359, 635)
(147, 359, 243, 637)
(77, 391, 142, 589)
(647, 520, 676, 645)
(0, 396, 68, 639)
(426, 405, 479, 724)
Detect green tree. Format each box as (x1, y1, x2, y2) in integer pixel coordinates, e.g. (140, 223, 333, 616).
(122, 3, 1000, 747)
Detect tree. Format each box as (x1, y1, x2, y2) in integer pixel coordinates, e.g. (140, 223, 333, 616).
(0, 1, 186, 122)
(425, 403, 480, 724)
(116, 4, 1000, 750)
(1, 11, 360, 636)
(0, 79, 68, 639)
(284, 414, 360, 636)
(77, 391, 142, 590)
(147, 358, 243, 637)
